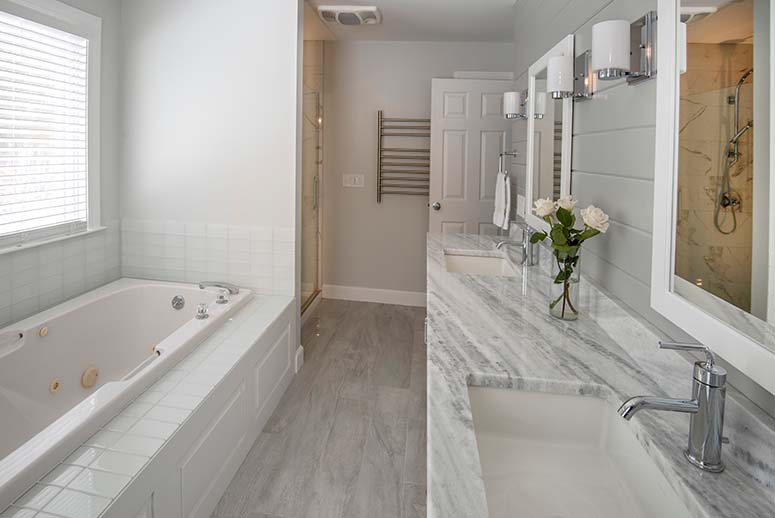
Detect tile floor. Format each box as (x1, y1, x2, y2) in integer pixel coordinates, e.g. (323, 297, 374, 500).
(212, 299, 427, 518)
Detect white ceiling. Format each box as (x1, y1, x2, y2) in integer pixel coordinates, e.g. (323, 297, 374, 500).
(305, 0, 516, 42)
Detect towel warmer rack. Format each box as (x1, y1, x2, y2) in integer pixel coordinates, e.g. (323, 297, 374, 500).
(377, 110, 430, 202)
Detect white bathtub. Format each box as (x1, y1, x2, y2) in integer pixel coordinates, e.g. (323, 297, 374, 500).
(0, 278, 251, 509)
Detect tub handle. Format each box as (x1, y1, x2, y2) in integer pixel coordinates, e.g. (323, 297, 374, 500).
(0, 330, 24, 359)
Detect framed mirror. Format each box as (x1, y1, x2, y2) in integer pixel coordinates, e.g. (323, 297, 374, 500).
(525, 35, 575, 232)
(653, 0, 775, 393)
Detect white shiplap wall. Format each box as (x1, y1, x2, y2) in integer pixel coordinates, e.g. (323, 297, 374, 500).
(512, 0, 686, 336)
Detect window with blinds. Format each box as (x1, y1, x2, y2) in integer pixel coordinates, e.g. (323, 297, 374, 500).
(0, 9, 89, 247)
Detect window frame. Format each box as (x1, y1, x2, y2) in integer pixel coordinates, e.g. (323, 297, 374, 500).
(0, 0, 102, 252)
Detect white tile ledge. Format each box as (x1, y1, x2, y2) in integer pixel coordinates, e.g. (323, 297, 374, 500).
(0, 227, 107, 257)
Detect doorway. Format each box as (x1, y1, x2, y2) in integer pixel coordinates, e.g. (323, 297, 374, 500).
(428, 78, 515, 235)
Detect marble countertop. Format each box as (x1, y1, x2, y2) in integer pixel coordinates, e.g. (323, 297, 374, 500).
(426, 232, 775, 518)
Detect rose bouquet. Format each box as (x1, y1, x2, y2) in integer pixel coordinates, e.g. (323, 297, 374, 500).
(530, 195, 609, 320)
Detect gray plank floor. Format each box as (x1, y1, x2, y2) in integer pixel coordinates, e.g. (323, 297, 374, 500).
(212, 299, 427, 518)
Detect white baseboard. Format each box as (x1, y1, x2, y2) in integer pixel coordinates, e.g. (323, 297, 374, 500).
(322, 284, 426, 307)
(294, 345, 304, 373)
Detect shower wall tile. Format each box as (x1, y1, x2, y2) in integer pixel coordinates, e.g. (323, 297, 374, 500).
(120, 219, 294, 297)
(676, 42, 754, 313)
(0, 221, 121, 328)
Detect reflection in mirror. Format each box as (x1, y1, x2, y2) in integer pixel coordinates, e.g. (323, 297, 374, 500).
(674, 0, 770, 327)
(532, 75, 563, 203)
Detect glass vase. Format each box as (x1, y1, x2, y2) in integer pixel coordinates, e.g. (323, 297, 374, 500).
(549, 251, 580, 321)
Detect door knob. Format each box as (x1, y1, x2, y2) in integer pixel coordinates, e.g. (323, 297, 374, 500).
(432, 202, 441, 211)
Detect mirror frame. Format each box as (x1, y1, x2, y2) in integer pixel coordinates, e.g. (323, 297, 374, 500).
(652, 0, 775, 394)
(524, 34, 575, 233)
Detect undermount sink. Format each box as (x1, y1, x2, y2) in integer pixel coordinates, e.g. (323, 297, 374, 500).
(444, 253, 516, 277)
(468, 387, 692, 518)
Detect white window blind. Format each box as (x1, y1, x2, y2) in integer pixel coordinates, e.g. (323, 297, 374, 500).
(0, 9, 88, 245)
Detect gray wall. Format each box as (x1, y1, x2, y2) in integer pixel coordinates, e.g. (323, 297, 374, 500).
(0, 0, 122, 327)
(118, 0, 300, 297)
(512, 0, 775, 412)
(512, 0, 684, 335)
(119, 0, 298, 229)
(322, 41, 514, 294)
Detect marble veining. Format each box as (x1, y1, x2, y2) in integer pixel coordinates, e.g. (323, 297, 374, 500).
(427, 232, 775, 518)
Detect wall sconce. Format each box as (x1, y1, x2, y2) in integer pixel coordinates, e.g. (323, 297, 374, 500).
(589, 12, 658, 85)
(627, 11, 657, 84)
(592, 19, 630, 80)
(503, 91, 524, 119)
(547, 54, 574, 99)
(534, 92, 547, 119)
(573, 50, 593, 100)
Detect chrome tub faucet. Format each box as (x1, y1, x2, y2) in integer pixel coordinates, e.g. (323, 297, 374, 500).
(618, 341, 727, 473)
(199, 281, 239, 305)
(198, 281, 240, 295)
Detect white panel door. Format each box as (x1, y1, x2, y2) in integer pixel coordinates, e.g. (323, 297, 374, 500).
(429, 79, 514, 234)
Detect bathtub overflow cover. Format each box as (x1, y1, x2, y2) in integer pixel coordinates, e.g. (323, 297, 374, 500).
(171, 295, 185, 310)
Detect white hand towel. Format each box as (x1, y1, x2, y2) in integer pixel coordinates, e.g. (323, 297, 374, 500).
(492, 171, 511, 230)
(503, 175, 511, 230)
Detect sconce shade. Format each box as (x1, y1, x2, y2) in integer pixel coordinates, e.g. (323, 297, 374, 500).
(503, 91, 522, 119)
(592, 19, 630, 80)
(547, 55, 574, 98)
(534, 92, 547, 118)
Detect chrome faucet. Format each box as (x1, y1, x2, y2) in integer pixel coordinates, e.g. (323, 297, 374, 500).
(198, 281, 240, 295)
(195, 303, 209, 320)
(495, 225, 538, 266)
(494, 239, 519, 249)
(618, 341, 727, 473)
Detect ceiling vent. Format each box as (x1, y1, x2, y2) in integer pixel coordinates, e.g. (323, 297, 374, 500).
(317, 5, 382, 26)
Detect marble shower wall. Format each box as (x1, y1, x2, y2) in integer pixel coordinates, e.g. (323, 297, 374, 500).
(676, 42, 754, 312)
(301, 41, 323, 304)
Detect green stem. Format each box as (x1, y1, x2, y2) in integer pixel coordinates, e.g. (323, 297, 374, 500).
(553, 253, 579, 318)
(564, 278, 578, 315)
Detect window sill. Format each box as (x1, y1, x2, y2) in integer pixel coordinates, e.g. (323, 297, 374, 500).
(0, 226, 108, 257)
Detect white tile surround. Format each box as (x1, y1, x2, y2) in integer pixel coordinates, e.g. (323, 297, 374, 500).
(0, 222, 121, 329)
(120, 220, 294, 297)
(2, 295, 293, 518)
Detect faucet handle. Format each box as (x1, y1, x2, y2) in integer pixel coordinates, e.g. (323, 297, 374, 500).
(659, 341, 727, 388)
(195, 303, 209, 320)
(658, 341, 717, 367)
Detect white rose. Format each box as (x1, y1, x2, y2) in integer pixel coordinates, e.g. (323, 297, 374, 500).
(556, 195, 577, 211)
(581, 205, 610, 233)
(533, 197, 555, 218)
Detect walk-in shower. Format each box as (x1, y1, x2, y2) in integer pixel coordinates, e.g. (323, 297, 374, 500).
(675, 0, 764, 314)
(714, 68, 753, 235)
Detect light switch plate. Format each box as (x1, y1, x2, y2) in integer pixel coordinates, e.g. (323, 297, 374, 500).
(516, 194, 526, 217)
(343, 174, 364, 188)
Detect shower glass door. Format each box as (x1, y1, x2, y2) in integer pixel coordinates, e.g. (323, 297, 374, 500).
(301, 41, 323, 311)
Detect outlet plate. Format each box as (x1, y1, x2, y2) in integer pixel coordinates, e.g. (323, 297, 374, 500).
(343, 174, 365, 188)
